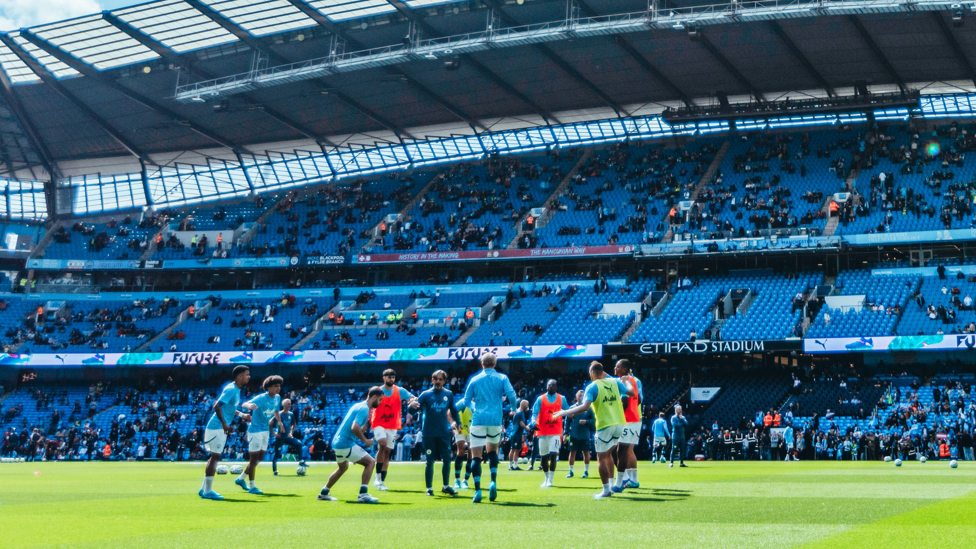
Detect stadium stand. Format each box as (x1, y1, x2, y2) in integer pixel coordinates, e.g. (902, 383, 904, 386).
(535, 141, 716, 247)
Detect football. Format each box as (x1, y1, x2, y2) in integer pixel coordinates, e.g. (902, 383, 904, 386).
(951, 460, 958, 469)
(894, 459, 902, 467)
(919, 456, 927, 463)
(229, 465, 244, 475)
(883, 456, 892, 462)
(297, 466, 307, 476)
(216, 465, 229, 475)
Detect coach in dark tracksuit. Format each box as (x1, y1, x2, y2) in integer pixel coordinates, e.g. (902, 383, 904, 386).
(271, 399, 307, 474)
(670, 406, 689, 467)
(410, 370, 460, 496)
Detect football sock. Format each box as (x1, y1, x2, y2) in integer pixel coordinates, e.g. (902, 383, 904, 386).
(442, 460, 451, 486)
(488, 452, 498, 483)
(472, 457, 483, 490)
(614, 471, 626, 488)
(425, 458, 435, 490)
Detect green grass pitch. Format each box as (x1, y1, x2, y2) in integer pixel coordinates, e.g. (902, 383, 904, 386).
(2, 460, 975, 548)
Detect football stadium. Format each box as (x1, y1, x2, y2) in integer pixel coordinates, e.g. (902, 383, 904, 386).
(3, 0, 976, 546)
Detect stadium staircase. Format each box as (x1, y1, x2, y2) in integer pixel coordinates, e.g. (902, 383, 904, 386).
(822, 169, 860, 237)
(450, 323, 479, 347)
(291, 303, 342, 350)
(365, 172, 440, 249)
(621, 292, 659, 342)
(138, 219, 171, 262)
(133, 303, 196, 352)
(663, 139, 730, 243)
(235, 195, 286, 250)
(28, 220, 61, 260)
(507, 149, 592, 249)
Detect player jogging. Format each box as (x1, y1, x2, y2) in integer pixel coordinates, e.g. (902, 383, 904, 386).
(410, 370, 460, 497)
(670, 405, 689, 467)
(371, 369, 416, 491)
(566, 389, 595, 478)
(317, 387, 384, 503)
(462, 352, 518, 503)
(651, 412, 671, 464)
(613, 359, 643, 492)
(508, 400, 529, 470)
(529, 379, 569, 488)
(237, 375, 284, 494)
(271, 398, 308, 476)
(454, 397, 473, 490)
(554, 361, 634, 500)
(199, 365, 251, 501)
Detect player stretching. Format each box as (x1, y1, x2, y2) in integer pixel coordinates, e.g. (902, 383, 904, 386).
(317, 387, 384, 503)
(200, 365, 251, 501)
(554, 361, 634, 500)
(454, 398, 473, 490)
(271, 398, 308, 476)
(566, 389, 594, 478)
(614, 359, 643, 492)
(463, 352, 518, 503)
(371, 369, 416, 491)
(530, 379, 569, 488)
(237, 375, 284, 494)
(410, 370, 460, 497)
(508, 400, 529, 470)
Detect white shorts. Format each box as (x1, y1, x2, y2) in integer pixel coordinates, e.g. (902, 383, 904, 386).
(594, 424, 624, 454)
(335, 445, 369, 464)
(373, 427, 397, 449)
(204, 428, 227, 455)
(653, 436, 668, 448)
(248, 431, 270, 453)
(537, 435, 561, 454)
(455, 431, 469, 445)
(620, 422, 642, 445)
(469, 425, 502, 448)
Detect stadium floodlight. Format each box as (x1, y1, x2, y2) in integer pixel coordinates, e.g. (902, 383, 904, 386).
(672, 21, 685, 29)
(424, 52, 437, 60)
(190, 96, 205, 103)
(952, 3, 964, 25)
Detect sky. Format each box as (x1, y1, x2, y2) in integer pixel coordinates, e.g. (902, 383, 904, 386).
(0, 0, 144, 31)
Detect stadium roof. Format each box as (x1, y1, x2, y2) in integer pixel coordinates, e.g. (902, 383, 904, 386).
(0, 0, 974, 184)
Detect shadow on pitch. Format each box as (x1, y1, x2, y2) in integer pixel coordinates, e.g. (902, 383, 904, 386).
(259, 493, 302, 498)
(221, 498, 267, 503)
(493, 501, 556, 508)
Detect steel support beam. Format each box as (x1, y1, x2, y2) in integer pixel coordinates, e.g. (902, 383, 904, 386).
(381, 0, 542, 128)
(103, 12, 337, 146)
(848, 15, 906, 94)
(0, 53, 59, 181)
(573, 0, 691, 107)
(697, 34, 765, 103)
(2, 35, 149, 162)
(184, 0, 412, 140)
(768, 21, 834, 97)
(18, 31, 241, 151)
(483, 0, 625, 116)
(931, 11, 976, 88)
